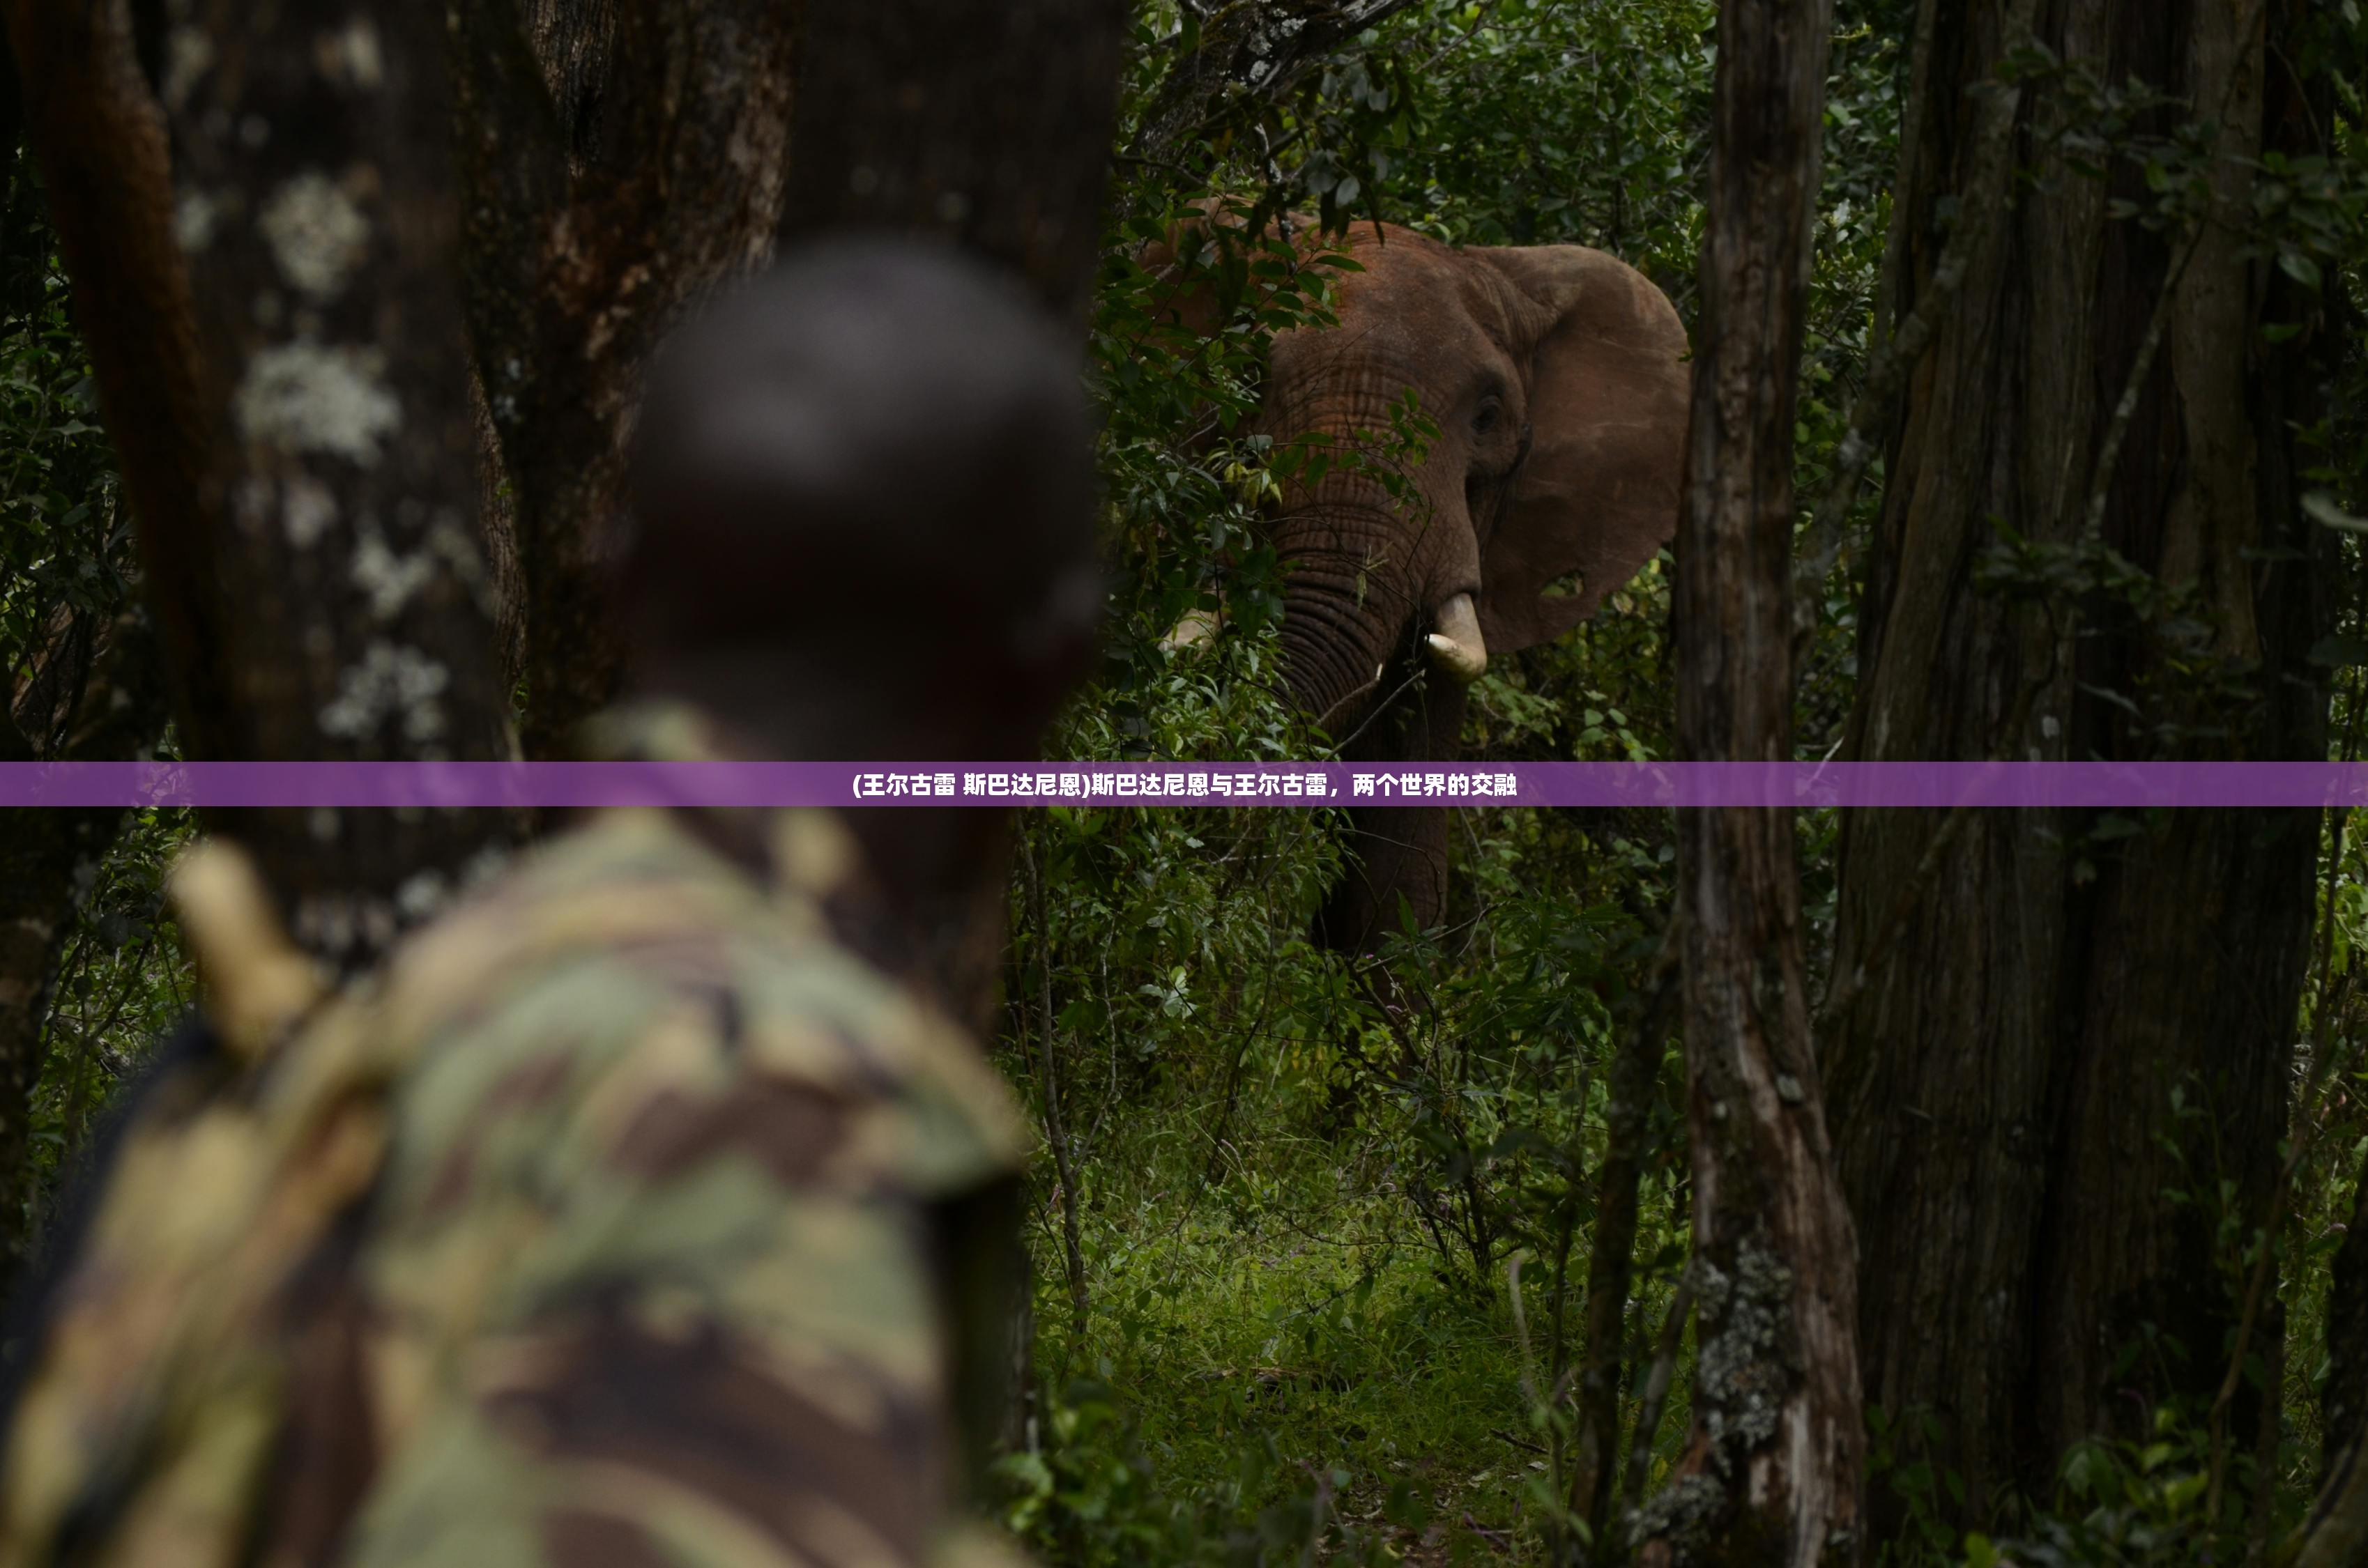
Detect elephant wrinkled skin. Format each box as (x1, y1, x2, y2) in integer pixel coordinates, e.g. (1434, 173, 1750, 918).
(1156, 221, 1690, 953)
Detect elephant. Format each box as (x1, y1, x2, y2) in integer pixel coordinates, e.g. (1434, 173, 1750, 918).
(1153, 220, 1691, 953)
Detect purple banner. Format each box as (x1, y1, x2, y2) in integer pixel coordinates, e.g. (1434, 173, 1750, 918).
(3, 761, 2367, 809)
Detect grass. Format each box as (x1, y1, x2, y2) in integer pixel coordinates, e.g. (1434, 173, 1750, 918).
(1009, 1072, 1698, 1567)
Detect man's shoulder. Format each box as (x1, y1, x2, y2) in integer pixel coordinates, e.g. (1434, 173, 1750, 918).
(378, 808, 832, 1042)
(366, 807, 1032, 1207)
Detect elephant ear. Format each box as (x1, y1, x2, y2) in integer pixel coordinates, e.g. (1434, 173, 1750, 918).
(1469, 245, 1690, 653)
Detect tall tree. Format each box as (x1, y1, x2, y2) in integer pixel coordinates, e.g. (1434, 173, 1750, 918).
(158, 0, 515, 959)
(1824, 0, 2331, 1530)
(772, 0, 1129, 1461)
(6, 1, 215, 759)
(448, 0, 798, 760)
(776, 0, 1129, 1031)
(1637, 0, 1862, 1562)
(781, 0, 1129, 325)
(2329, 1167, 2368, 1475)
(10, 0, 514, 971)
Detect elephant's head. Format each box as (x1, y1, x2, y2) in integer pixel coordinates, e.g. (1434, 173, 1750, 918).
(1156, 222, 1690, 950)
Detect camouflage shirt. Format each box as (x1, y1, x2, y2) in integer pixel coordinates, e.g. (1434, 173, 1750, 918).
(0, 713, 1034, 1568)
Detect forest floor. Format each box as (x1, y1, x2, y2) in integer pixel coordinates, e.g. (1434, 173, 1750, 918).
(1018, 1119, 1694, 1566)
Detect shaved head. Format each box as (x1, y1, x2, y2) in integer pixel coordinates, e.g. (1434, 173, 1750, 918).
(620, 242, 1102, 721)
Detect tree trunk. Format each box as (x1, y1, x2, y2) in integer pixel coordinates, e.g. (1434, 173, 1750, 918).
(12, 0, 517, 967)
(7, 0, 227, 756)
(1638, 1, 1861, 1563)
(463, 0, 611, 698)
(779, 0, 1128, 326)
(1570, 947, 1679, 1542)
(151, 0, 514, 964)
(1826, 0, 2330, 1532)
(2328, 1169, 2368, 1478)
(772, 0, 1127, 1034)
(2297, 1451, 2368, 1568)
(772, 0, 1129, 1470)
(448, 0, 798, 761)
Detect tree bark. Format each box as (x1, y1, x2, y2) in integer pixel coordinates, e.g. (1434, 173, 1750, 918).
(2328, 1170, 2368, 1479)
(1826, 0, 2330, 1532)
(1570, 944, 1679, 1542)
(448, 0, 797, 760)
(779, 0, 1129, 326)
(464, 0, 609, 697)
(11, 0, 508, 967)
(148, 0, 514, 964)
(771, 0, 1130, 1466)
(1637, 1, 1860, 1563)
(773, 0, 1128, 1034)
(6, 0, 227, 756)
(2298, 1433, 2368, 1568)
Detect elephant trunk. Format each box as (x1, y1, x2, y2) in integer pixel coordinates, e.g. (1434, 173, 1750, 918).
(1265, 466, 1483, 732)
(1278, 567, 1401, 732)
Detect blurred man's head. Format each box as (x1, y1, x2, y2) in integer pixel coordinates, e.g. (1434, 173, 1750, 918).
(620, 241, 1101, 761)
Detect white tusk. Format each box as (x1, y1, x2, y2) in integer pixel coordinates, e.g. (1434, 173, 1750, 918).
(1423, 593, 1488, 684)
(1161, 607, 1221, 653)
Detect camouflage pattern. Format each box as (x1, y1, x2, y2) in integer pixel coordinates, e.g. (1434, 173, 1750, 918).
(0, 705, 1036, 1568)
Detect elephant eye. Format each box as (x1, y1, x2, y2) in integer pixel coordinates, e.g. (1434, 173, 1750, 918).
(1472, 398, 1503, 436)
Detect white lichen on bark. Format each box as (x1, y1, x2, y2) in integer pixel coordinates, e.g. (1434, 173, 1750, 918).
(318, 642, 449, 744)
(351, 525, 435, 618)
(235, 341, 402, 465)
(282, 475, 339, 547)
(1693, 1239, 1796, 1463)
(175, 190, 224, 253)
(1627, 1473, 1727, 1558)
(162, 26, 213, 112)
(260, 172, 371, 299)
(1626, 1238, 1806, 1562)
(326, 18, 385, 89)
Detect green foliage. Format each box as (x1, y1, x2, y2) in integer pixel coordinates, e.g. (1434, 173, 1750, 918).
(1006, 2, 2368, 1564)
(24, 804, 197, 1222)
(0, 168, 196, 1234)
(1003, 5, 1770, 1562)
(0, 240, 132, 698)
(7, 3, 2366, 1565)
(1999, 1418, 2230, 1568)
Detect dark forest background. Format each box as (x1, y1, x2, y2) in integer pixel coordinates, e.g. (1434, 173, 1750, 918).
(1, 1, 2367, 1563)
